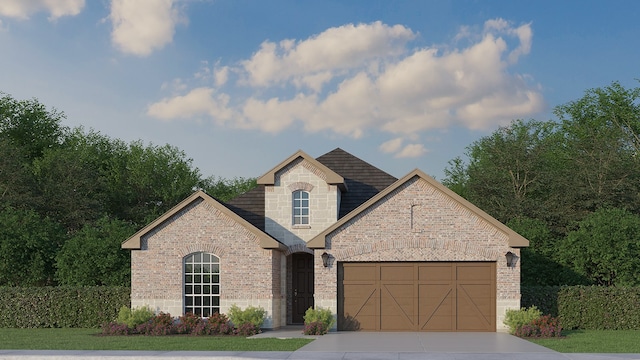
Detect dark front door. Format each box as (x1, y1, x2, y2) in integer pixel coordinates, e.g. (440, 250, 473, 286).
(292, 253, 314, 324)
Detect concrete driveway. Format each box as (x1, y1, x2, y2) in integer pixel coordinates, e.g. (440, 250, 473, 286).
(293, 331, 553, 352)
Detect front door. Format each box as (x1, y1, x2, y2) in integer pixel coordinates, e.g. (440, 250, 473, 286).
(292, 253, 314, 324)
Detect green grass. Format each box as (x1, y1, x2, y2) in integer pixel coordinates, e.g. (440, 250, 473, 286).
(527, 330, 640, 353)
(0, 328, 313, 351)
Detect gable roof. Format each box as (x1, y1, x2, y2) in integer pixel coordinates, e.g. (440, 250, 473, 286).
(257, 149, 346, 190)
(229, 148, 398, 221)
(307, 169, 529, 249)
(316, 148, 397, 218)
(121, 190, 285, 251)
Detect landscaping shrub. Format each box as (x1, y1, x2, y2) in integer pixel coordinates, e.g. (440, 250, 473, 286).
(235, 322, 259, 336)
(227, 304, 266, 329)
(117, 305, 154, 329)
(522, 285, 640, 330)
(135, 312, 175, 336)
(135, 321, 175, 336)
(303, 307, 335, 335)
(208, 312, 233, 335)
(514, 315, 562, 338)
(303, 321, 328, 335)
(521, 286, 560, 317)
(558, 286, 640, 330)
(0, 286, 129, 328)
(175, 312, 204, 335)
(504, 306, 542, 334)
(100, 321, 131, 335)
(101, 310, 258, 336)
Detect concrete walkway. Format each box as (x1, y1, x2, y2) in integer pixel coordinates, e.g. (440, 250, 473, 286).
(1, 328, 640, 360)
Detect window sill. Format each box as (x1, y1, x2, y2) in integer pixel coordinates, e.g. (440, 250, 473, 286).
(293, 225, 311, 229)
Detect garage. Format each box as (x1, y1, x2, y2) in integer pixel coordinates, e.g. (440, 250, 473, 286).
(338, 262, 496, 332)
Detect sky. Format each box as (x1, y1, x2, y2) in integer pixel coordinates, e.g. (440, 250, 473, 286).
(0, 0, 639, 181)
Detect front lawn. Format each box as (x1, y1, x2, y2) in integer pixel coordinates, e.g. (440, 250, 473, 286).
(527, 330, 640, 353)
(0, 328, 313, 351)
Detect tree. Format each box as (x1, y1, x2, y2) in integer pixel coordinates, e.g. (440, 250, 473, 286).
(559, 208, 640, 286)
(0, 138, 36, 208)
(443, 82, 640, 286)
(508, 217, 589, 286)
(0, 93, 65, 160)
(441, 157, 468, 198)
(451, 119, 559, 225)
(554, 81, 640, 217)
(31, 146, 105, 233)
(56, 216, 136, 286)
(104, 141, 202, 225)
(0, 206, 65, 286)
(200, 176, 257, 202)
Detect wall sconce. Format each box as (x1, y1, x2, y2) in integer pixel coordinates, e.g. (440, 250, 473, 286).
(321, 252, 331, 267)
(505, 251, 517, 268)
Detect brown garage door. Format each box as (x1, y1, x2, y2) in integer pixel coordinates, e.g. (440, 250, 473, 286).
(338, 262, 496, 332)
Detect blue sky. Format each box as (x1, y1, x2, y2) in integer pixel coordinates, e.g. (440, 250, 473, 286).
(1, 0, 638, 181)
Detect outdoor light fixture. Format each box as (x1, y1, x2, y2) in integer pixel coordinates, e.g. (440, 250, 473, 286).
(321, 252, 331, 267)
(505, 251, 517, 268)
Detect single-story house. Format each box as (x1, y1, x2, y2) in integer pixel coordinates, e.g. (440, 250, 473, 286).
(122, 148, 528, 332)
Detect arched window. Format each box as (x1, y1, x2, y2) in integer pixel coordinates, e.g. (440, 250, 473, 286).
(184, 252, 220, 317)
(292, 190, 310, 225)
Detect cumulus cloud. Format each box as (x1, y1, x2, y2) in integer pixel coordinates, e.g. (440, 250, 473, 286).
(396, 144, 428, 158)
(147, 87, 233, 123)
(109, 0, 185, 56)
(0, 0, 85, 20)
(241, 21, 416, 90)
(147, 19, 544, 158)
(380, 139, 428, 158)
(380, 138, 403, 153)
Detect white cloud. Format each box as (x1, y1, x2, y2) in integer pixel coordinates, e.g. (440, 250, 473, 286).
(380, 139, 428, 158)
(147, 87, 233, 122)
(240, 94, 317, 133)
(147, 19, 544, 159)
(380, 138, 403, 154)
(214, 66, 229, 87)
(241, 21, 416, 90)
(109, 0, 185, 56)
(396, 144, 428, 158)
(0, 0, 84, 20)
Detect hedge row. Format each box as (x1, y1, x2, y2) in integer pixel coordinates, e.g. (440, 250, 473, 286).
(521, 286, 640, 330)
(0, 287, 129, 328)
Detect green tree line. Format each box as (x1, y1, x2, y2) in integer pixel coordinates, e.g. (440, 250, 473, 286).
(443, 81, 640, 286)
(0, 92, 256, 287)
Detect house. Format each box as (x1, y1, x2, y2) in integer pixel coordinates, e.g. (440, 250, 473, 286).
(122, 148, 528, 332)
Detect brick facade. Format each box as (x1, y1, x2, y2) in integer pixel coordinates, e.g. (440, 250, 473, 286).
(129, 198, 285, 328)
(125, 149, 525, 332)
(313, 176, 521, 331)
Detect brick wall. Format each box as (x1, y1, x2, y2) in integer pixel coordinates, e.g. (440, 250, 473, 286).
(314, 176, 522, 331)
(130, 198, 284, 328)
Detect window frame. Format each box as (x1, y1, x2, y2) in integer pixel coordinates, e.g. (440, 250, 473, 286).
(292, 190, 310, 225)
(184, 252, 220, 317)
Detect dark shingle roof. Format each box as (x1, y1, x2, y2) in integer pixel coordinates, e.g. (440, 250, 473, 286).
(223, 185, 265, 231)
(316, 148, 397, 218)
(224, 148, 397, 226)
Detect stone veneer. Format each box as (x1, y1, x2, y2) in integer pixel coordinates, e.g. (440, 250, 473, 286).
(313, 176, 521, 332)
(264, 158, 340, 246)
(130, 198, 285, 328)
